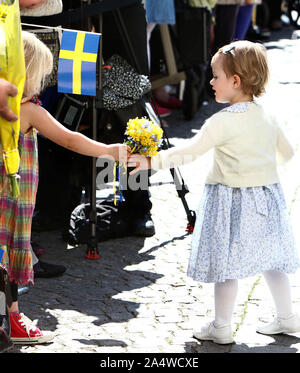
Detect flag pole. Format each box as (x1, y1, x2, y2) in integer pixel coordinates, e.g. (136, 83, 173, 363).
(85, 7, 102, 260)
(21, 22, 100, 35)
(85, 91, 99, 259)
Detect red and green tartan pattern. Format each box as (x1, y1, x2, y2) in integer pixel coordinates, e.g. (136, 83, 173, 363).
(0, 129, 38, 285)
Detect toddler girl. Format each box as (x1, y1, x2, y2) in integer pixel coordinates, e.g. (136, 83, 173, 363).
(128, 40, 300, 344)
(0, 31, 130, 344)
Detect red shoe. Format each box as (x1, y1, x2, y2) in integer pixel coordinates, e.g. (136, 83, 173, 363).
(152, 102, 171, 118)
(9, 312, 54, 344)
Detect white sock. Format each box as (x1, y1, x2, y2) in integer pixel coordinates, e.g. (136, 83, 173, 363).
(214, 279, 238, 327)
(263, 270, 294, 319)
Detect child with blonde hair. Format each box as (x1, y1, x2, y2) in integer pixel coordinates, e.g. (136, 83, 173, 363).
(0, 31, 130, 344)
(128, 40, 300, 344)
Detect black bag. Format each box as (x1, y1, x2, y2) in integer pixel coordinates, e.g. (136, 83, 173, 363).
(97, 98, 151, 145)
(68, 199, 129, 245)
(0, 266, 13, 353)
(173, 2, 212, 120)
(102, 54, 152, 111)
(182, 65, 206, 120)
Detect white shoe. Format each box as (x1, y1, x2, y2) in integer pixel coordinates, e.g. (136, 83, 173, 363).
(193, 321, 234, 344)
(256, 313, 300, 335)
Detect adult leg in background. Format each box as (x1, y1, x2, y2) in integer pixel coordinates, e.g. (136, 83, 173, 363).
(234, 4, 255, 40)
(205, 4, 240, 97)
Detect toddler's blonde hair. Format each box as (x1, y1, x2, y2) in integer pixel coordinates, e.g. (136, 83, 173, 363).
(22, 31, 53, 98)
(215, 40, 269, 97)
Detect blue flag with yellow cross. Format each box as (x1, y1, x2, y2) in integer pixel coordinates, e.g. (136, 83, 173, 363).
(58, 30, 100, 96)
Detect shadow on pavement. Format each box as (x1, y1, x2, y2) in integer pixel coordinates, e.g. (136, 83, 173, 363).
(9, 233, 164, 352)
(74, 338, 127, 348)
(8, 229, 193, 353)
(185, 333, 300, 353)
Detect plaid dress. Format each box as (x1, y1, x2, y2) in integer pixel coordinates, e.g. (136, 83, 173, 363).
(0, 98, 39, 285)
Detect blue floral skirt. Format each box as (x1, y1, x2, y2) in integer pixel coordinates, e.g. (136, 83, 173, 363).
(187, 184, 300, 283)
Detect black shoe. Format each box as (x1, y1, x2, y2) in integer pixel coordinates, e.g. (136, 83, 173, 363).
(131, 214, 155, 237)
(33, 261, 66, 278)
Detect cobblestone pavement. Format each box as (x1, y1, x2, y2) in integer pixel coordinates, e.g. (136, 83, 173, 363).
(7, 26, 300, 354)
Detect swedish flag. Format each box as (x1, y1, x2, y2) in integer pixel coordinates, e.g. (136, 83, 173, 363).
(58, 30, 100, 96)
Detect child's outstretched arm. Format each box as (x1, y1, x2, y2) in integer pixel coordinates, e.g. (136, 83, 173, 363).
(21, 102, 130, 162)
(128, 117, 218, 174)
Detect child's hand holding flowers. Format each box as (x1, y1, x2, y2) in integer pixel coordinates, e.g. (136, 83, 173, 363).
(125, 117, 163, 156)
(112, 117, 163, 203)
(124, 117, 163, 174)
(128, 153, 151, 175)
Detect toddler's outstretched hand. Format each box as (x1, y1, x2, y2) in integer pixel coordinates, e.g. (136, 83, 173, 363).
(127, 154, 151, 175)
(106, 144, 131, 163)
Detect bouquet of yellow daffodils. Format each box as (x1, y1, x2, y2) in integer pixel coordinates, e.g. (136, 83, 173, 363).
(113, 117, 163, 205)
(124, 117, 163, 157)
